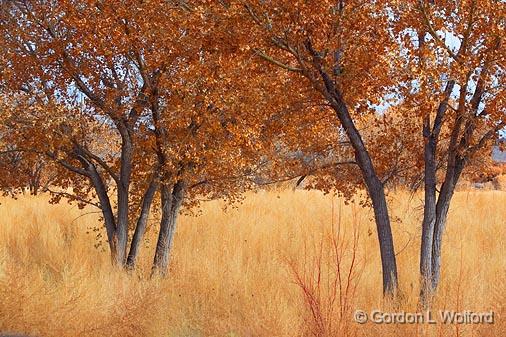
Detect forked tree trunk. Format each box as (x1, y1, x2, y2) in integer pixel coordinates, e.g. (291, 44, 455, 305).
(431, 159, 464, 290)
(151, 181, 185, 276)
(85, 161, 119, 264)
(114, 136, 133, 266)
(418, 80, 454, 305)
(428, 64, 492, 292)
(126, 178, 159, 269)
(77, 141, 131, 267)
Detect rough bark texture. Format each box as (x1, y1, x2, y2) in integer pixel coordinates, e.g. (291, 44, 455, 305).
(88, 169, 116, 247)
(126, 178, 159, 269)
(152, 181, 185, 276)
(420, 119, 437, 303)
(431, 159, 464, 290)
(365, 176, 398, 295)
(73, 126, 135, 267)
(304, 47, 398, 295)
(427, 59, 500, 290)
(80, 159, 119, 264)
(419, 80, 455, 304)
(115, 132, 133, 266)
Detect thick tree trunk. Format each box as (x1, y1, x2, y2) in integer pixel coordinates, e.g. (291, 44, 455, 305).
(126, 178, 159, 269)
(151, 181, 185, 276)
(366, 176, 399, 295)
(115, 186, 129, 266)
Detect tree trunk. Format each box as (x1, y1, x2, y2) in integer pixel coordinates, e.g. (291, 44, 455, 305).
(85, 163, 118, 263)
(302, 39, 398, 295)
(418, 80, 454, 304)
(428, 67, 488, 292)
(327, 86, 398, 295)
(151, 181, 185, 276)
(126, 178, 159, 269)
(431, 159, 464, 290)
(366, 176, 399, 295)
(420, 118, 437, 304)
(115, 186, 129, 266)
(115, 132, 133, 266)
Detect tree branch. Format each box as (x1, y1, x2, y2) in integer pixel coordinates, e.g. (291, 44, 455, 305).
(417, 1, 460, 62)
(253, 49, 302, 72)
(46, 188, 101, 209)
(74, 143, 120, 185)
(464, 121, 506, 160)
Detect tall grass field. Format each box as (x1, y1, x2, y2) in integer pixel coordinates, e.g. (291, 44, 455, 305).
(0, 189, 504, 337)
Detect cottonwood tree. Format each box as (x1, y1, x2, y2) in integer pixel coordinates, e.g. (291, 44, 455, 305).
(225, 0, 405, 295)
(0, 0, 264, 274)
(0, 148, 56, 196)
(0, 107, 58, 196)
(396, 0, 505, 301)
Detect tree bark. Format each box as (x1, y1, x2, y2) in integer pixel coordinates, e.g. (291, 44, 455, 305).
(114, 186, 129, 266)
(115, 128, 134, 266)
(365, 176, 399, 295)
(419, 77, 455, 307)
(419, 80, 454, 304)
(314, 67, 398, 295)
(419, 117, 437, 303)
(428, 60, 492, 291)
(83, 160, 118, 263)
(126, 178, 159, 269)
(151, 181, 185, 276)
(431, 158, 464, 290)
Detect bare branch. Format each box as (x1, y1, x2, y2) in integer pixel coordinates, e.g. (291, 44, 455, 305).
(417, 1, 460, 62)
(46, 188, 101, 209)
(74, 143, 120, 184)
(253, 49, 303, 72)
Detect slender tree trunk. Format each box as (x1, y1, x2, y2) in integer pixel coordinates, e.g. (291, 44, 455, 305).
(418, 79, 455, 304)
(326, 85, 398, 294)
(428, 64, 489, 291)
(85, 163, 118, 263)
(428, 80, 467, 291)
(314, 69, 398, 295)
(365, 176, 399, 295)
(152, 181, 185, 276)
(431, 159, 464, 290)
(420, 118, 437, 304)
(115, 132, 133, 266)
(301, 39, 398, 295)
(126, 178, 159, 269)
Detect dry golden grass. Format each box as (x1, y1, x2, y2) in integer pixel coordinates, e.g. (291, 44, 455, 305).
(0, 189, 504, 337)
